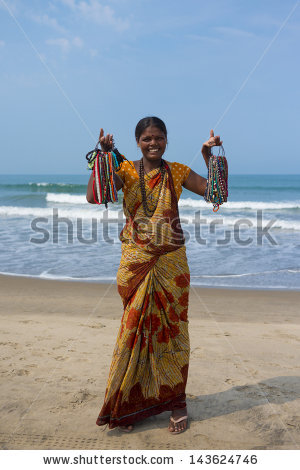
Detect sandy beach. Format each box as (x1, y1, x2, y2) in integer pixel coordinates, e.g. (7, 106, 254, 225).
(0, 274, 299, 450)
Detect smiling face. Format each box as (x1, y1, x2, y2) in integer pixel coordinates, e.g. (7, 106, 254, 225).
(137, 126, 167, 162)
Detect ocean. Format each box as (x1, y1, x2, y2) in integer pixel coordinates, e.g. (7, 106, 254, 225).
(0, 173, 299, 290)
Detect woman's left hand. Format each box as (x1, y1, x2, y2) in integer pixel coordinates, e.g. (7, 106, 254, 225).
(201, 129, 223, 169)
(202, 129, 223, 150)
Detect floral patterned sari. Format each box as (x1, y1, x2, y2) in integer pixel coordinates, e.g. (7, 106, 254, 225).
(96, 161, 190, 429)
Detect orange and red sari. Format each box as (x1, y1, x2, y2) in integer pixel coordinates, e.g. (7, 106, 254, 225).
(96, 160, 191, 429)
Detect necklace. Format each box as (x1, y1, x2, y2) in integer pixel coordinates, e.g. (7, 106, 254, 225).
(139, 158, 166, 217)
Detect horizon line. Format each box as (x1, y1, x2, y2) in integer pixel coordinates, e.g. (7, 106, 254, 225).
(1, 173, 300, 177)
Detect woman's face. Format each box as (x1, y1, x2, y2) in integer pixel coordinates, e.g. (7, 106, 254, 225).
(137, 126, 167, 162)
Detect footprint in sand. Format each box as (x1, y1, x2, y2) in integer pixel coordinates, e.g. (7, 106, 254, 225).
(61, 376, 73, 382)
(34, 377, 51, 383)
(54, 356, 68, 362)
(0, 341, 19, 347)
(19, 320, 40, 324)
(10, 369, 30, 376)
(52, 345, 65, 351)
(191, 347, 203, 357)
(35, 336, 52, 341)
(70, 389, 97, 407)
(78, 323, 106, 329)
(225, 378, 234, 385)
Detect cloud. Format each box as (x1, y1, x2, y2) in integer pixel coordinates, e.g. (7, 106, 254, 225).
(46, 36, 83, 53)
(215, 26, 255, 38)
(30, 13, 67, 34)
(72, 36, 83, 48)
(186, 34, 221, 44)
(59, 0, 76, 7)
(0, 40, 5, 47)
(89, 48, 98, 57)
(59, 0, 129, 32)
(46, 37, 70, 53)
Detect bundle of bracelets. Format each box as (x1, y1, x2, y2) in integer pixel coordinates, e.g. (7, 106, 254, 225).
(86, 139, 131, 208)
(204, 145, 228, 212)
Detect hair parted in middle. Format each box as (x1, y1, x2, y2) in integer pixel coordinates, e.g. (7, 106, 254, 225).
(135, 117, 167, 142)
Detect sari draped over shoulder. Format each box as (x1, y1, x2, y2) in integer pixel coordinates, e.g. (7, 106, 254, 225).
(96, 161, 191, 429)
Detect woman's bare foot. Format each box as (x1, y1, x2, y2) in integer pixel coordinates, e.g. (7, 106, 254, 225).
(118, 424, 134, 433)
(168, 407, 188, 434)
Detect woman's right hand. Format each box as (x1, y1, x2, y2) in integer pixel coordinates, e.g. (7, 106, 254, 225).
(98, 128, 114, 152)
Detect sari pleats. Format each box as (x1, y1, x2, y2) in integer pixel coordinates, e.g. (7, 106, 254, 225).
(96, 163, 190, 429)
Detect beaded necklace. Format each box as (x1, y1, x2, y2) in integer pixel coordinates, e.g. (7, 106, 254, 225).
(86, 140, 132, 208)
(204, 145, 228, 212)
(139, 158, 166, 218)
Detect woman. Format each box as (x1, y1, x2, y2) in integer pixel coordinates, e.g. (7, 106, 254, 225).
(86, 117, 222, 434)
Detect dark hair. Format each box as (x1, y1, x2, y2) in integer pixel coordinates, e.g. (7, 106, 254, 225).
(135, 116, 167, 142)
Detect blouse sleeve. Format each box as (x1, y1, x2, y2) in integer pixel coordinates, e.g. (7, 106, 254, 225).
(172, 162, 191, 185)
(115, 162, 125, 183)
(181, 164, 191, 185)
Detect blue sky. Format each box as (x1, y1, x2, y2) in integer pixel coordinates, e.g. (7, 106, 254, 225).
(0, 0, 299, 175)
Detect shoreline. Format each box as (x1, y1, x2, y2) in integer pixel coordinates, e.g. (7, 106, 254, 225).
(1, 273, 300, 324)
(0, 273, 299, 292)
(1, 274, 300, 449)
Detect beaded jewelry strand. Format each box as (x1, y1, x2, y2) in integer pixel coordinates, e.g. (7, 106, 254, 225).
(86, 139, 132, 208)
(204, 145, 228, 212)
